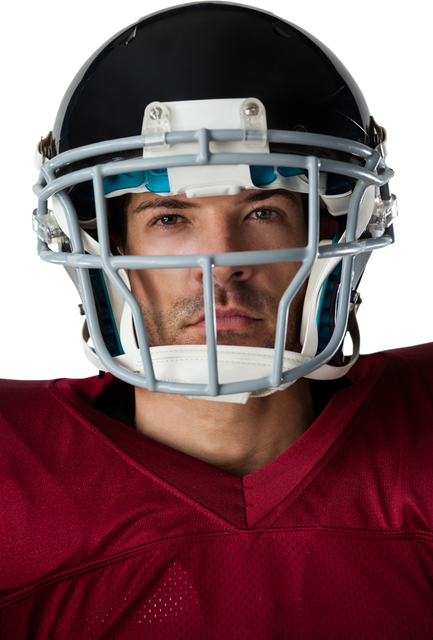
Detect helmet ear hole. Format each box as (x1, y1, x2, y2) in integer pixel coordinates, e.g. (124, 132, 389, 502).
(107, 193, 131, 252)
(319, 209, 341, 241)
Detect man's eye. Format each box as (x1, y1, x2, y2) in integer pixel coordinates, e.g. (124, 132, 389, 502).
(155, 214, 182, 226)
(249, 209, 277, 220)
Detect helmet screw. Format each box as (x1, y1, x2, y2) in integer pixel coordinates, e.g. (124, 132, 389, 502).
(149, 107, 162, 120)
(75, 302, 86, 320)
(245, 102, 260, 116)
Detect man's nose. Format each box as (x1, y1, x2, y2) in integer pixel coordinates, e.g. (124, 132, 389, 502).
(192, 224, 253, 287)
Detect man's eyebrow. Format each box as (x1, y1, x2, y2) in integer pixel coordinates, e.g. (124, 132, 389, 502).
(130, 189, 300, 214)
(131, 197, 200, 214)
(235, 189, 300, 206)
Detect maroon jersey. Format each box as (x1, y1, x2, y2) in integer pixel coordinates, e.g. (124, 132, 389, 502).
(1, 345, 432, 639)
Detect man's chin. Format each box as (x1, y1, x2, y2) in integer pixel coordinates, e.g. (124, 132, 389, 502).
(152, 329, 277, 350)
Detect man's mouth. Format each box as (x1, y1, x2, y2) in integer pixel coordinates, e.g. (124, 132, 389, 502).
(189, 308, 262, 331)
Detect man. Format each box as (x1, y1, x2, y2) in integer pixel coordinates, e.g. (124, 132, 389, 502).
(123, 188, 313, 476)
(1, 3, 432, 638)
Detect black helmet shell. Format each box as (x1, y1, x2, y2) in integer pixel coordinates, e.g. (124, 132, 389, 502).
(52, 2, 372, 157)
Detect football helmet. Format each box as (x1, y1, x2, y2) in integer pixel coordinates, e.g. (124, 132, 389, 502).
(33, 2, 397, 403)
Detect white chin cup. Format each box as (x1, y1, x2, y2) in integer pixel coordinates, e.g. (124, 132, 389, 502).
(152, 345, 309, 403)
(83, 333, 309, 404)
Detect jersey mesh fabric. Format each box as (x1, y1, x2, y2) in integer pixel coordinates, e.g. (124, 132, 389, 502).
(1, 344, 432, 639)
(2, 534, 433, 639)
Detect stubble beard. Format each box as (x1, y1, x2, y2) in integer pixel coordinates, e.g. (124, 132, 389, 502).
(135, 281, 305, 352)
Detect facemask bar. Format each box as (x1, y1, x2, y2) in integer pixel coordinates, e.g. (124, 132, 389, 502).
(33, 128, 394, 396)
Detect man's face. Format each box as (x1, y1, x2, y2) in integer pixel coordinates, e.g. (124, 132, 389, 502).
(123, 188, 308, 351)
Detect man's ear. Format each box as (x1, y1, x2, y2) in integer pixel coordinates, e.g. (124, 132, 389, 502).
(319, 210, 340, 241)
(109, 232, 124, 256)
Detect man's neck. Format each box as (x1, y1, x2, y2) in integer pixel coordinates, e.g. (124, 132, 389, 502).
(134, 379, 314, 476)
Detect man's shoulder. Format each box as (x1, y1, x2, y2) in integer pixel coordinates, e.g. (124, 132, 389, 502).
(368, 339, 433, 363)
(0, 377, 52, 391)
(0, 375, 111, 435)
(0, 378, 54, 413)
(0, 374, 110, 404)
(0, 377, 60, 408)
(349, 343, 433, 431)
(355, 342, 433, 384)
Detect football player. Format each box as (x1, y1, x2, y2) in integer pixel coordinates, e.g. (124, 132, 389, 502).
(1, 3, 432, 638)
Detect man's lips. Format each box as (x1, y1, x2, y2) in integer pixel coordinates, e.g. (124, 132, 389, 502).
(188, 308, 261, 331)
